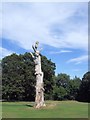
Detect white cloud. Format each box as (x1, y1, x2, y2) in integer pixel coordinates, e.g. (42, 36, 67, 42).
(2, 2, 88, 51)
(0, 47, 13, 59)
(0, 3, 2, 37)
(67, 55, 88, 64)
(60, 50, 72, 53)
(73, 69, 81, 72)
(50, 50, 72, 54)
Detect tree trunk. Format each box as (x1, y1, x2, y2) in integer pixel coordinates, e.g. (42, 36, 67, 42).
(30, 41, 46, 108)
(35, 72, 46, 108)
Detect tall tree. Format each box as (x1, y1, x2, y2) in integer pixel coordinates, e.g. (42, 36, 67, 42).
(53, 74, 81, 100)
(0, 60, 2, 100)
(77, 72, 90, 102)
(2, 53, 56, 101)
(41, 56, 56, 100)
(67, 76, 81, 100)
(53, 73, 70, 100)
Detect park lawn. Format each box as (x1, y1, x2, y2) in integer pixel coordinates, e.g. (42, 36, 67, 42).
(2, 101, 88, 118)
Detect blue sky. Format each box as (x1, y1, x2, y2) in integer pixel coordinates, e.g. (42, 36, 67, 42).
(0, 2, 88, 79)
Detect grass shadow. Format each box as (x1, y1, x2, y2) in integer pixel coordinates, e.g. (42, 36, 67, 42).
(25, 104, 34, 107)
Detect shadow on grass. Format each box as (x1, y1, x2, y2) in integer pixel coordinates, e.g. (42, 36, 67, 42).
(25, 104, 34, 107)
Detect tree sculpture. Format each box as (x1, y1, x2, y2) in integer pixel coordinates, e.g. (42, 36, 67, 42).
(30, 41, 46, 108)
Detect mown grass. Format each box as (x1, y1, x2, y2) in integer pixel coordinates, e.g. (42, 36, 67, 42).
(2, 101, 88, 118)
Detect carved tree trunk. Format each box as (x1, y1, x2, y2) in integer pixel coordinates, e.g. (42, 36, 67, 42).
(35, 72, 45, 108)
(31, 41, 46, 109)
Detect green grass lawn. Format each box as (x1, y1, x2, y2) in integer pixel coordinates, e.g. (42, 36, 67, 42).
(2, 101, 88, 118)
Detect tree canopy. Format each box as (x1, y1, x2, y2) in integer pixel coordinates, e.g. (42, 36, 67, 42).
(53, 74, 81, 100)
(76, 72, 90, 102)
(1, 53, 90, 102)
(2, 53, 56, 101)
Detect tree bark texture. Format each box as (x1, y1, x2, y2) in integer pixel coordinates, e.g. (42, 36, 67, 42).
(30, 41, 45, 108)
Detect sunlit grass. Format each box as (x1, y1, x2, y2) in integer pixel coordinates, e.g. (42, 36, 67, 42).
(2, 101, 88, 118)
(0, 102, 2, 119)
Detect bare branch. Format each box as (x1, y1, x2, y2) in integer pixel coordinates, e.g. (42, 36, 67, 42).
(30, 52, 34, 58)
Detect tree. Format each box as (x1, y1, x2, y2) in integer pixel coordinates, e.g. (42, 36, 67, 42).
(53, 86, 67, 100)
(67, 76, 81, 100)
(0, 60, 2, 100)
(2, 53, 36, 101)
(56, 73, 70, 87)
(2, 53, 56, 101)
(77, 72, 90, 102)
(53, 74, 81, 100)
(41, 56, 56, 100)
(53, 73, 70, 100)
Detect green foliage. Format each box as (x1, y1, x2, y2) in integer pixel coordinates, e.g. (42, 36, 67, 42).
(0, 61, 2, 100)
(77, 72, 90, 102)
(53, 86, 67, 100)
(53, 74, 81, 100)
(2, 52, 89, 102)
(67, 76, 81, 100)
(41, 56, 56, 99)
(56, 73, 70, 87)
(2, 53, 56, 101)
(2, 53, 35, 101)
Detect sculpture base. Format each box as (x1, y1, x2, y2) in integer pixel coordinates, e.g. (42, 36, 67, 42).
(34, 103, 46, 109)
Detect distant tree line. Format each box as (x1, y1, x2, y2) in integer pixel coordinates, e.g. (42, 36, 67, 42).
(1, 53, 90, 102)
